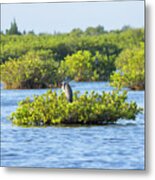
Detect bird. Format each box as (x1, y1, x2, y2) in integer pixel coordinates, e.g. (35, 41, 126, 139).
(61, 82, 73, 103)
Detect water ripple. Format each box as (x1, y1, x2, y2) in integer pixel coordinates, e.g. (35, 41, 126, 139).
(1, 82, 144, 169)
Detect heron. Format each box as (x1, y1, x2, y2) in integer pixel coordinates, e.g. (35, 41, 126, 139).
(61, 82, 73, 103)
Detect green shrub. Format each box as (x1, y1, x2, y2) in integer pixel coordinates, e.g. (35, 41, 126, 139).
(1, 52, 59, 89)
(110, 43, 144, 90)
(59, 50, 116, 81)
(59, 50, 93, 81)
(10, 90, 142, 127)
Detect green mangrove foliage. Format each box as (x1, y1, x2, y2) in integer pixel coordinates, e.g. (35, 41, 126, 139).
(110, 42, 144, 90)
(1, 51, 60, 89)
(1, 25, 144, 89)
(60, 50, 116, 81)
(60, 50, 94, 81)
(10, 90, 142, 126)
(1, 27, 144, 64)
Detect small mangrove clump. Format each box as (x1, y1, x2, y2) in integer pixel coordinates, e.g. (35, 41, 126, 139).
(10, 90, 142, 126)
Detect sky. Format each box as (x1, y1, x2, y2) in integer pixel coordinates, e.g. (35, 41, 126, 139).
(1, 0, 144, 34)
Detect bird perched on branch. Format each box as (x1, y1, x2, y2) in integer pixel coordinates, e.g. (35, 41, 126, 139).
(61, 82, 73, 103)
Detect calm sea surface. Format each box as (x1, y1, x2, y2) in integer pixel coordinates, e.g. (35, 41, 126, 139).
(1, 82, 144, 169)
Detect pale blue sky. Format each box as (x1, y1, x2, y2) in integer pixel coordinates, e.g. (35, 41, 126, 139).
(1, 1, 144, 34)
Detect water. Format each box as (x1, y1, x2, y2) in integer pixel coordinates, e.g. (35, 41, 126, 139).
(1, 82, 145, 169)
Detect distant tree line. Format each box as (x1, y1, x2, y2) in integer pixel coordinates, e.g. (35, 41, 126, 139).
(1, 20, 144, 90)
(2, 19, 132, 36)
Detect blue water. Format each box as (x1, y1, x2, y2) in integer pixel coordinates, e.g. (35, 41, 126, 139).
(1, 82, 145, 169)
